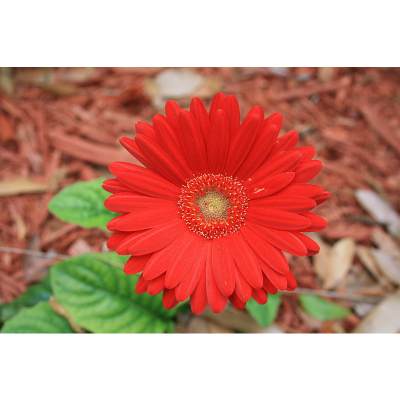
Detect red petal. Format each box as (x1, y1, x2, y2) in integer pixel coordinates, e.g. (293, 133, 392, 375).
(162, 289, 177, 309)
(164, 233, 200, 289)
(251, 195, 316, 212)
(211, 239, 235, 297)
(119, 136, 149, 167)
(135, 275, 149, 294)
(177, 110, 207, 173)
(229, 233, 263, 289)
(117, 220, 184, 256)
(294, 160, 323, 182)
(286, 270, 297, 290)
(279, 183, 326, 198)
(253, 150, 302, 182)
(247, 224, 308, 256)
(237, 113, 282, 179)
(109, 162, 179, 200)
(206, 247, 228, 313)
(247, 208, 311, 230)
(248, 172, 295, 199)
(124, 255, 150, 275)
(142, 234, 186, 280)
(207, 108, 229, 172)
(136, 134, 188, 184)
(107, 232, 129, 251)
(190, 97, 210, 141)
(223, 95, 240, 139)
(275, 130, 299, 151)
(292, 232, 320, 255)
(252, 288, 268, 304)
(175, 246, 207, 302)
(190, 273, 207, 315)
(107, 205, 177, 231)
(227, 106, 263, 174)
(105, 193, 175, 214)
(242, 226, 290, 274)
(102, 178, 131, 194)
(165, 100, 181, 130)
(229, 292, 246, 310)
(147, 274, 165, 295)
(297, 146, 316, 159)
(233, 268, 252, 303)
(302, 212, 328, 231)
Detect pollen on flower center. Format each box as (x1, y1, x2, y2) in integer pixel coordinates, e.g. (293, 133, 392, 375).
(178, 173, 249, 239)
(197, 191, 229, 220)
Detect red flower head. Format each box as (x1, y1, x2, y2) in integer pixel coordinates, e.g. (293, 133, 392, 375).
(104, 93, 329, 314)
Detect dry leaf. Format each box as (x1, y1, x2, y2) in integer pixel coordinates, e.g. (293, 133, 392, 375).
(356, 245, 391, 287)
(312, 235, 331, 281)
(49, 297, 85, 333)
(182, 317, 232, 333)
(0, 178, 49, 196)
(355, 190, 400, 237)
(203, 308, 261, 333)
(146, 69, 220, 109)
(314, 237, 355, 289)
(354, 291, 400, 333)
(369, 228, 400, 285)
(372, 228, 400, 258)
(371, 249, 400, 285)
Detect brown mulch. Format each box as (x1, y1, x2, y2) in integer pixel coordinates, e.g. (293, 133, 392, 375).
(1, 67, 399, 331)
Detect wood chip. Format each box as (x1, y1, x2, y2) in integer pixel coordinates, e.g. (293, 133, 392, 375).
(358, 102, 400, 157)
(355, 189, 400, 237)
(269, 76, 351, 101)
(49, 129, 132, 166)
(0, 177, 49, 196)
(354, 290, 400, 333)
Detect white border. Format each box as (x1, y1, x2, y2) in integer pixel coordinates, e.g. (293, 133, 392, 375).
(1, 335, 398, 400)
(1, 0, 399, 66)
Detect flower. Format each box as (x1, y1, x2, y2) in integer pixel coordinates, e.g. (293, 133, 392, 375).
(104, 93, 329, 314)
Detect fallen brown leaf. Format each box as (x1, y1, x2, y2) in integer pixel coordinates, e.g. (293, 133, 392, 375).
(355, 189, 400, 237)
(313, 237, 355, 289)
(354, 291, 400, 333)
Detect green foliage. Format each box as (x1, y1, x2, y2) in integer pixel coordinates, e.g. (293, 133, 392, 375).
(50, 253, 177, 333)
(246, 294, 281, 327)
(299, 294, 351, 321)
(0, 275, 52, 322)
(48, 178, 116, 230)
(1, 302, 73, 333)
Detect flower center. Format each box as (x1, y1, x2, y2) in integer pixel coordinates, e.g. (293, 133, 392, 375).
(178, 174, 249, 239)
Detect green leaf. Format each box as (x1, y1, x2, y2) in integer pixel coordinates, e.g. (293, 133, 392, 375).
(299, 294, 351, 321)
(246, 294, 281, 327)
(0, 275, 52, 322)
(50, 253, 177, 333)
(48, 178, 116, 230)
(1, 302, 73, 333)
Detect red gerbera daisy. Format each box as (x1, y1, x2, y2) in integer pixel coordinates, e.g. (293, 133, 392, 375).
(103, 93, 329, 314)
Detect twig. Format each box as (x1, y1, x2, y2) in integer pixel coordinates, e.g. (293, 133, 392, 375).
(0, 246, 69, 260)
(287, 288, 383, 304)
